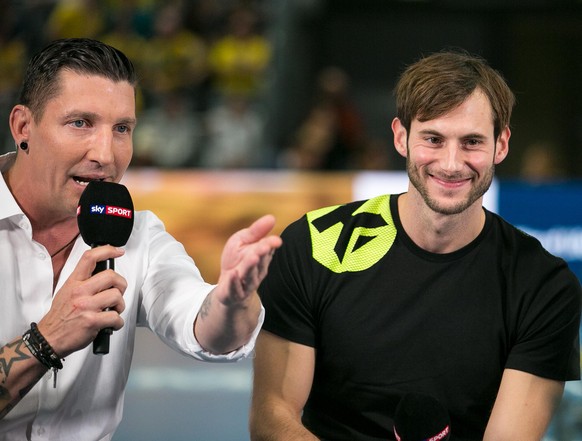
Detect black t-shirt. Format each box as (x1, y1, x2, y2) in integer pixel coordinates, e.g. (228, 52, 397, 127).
(259, 194, 581, 441)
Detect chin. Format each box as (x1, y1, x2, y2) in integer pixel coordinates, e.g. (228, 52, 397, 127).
(429, 190, 485, 215)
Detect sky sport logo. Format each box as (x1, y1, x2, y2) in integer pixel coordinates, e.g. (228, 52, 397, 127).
(88, 204, 133, 219)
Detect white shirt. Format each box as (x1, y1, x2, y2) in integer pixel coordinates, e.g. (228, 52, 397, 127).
(0, 152, 263, 440)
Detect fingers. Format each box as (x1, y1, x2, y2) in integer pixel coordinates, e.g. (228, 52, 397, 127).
(72, 245, 126, 281)
(238, 214, 281, 245)
(218, 215, 282, 305)
(257, 248, 275, 280)
(72, 246, 127, 315)
(235, 237, 277, 276)
(77, 268, 127, 307)
(42, 246, 128, 356)
(225, 244, 278, 300)
(242, 217, 283, 259)
(73, 281, 126, 315)
(67, 247, 127, 315)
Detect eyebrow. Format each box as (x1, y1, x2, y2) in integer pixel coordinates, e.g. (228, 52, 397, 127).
(117, 117, 138, 128)
(418, 129, 443, 137)
(418, 129, 488, 140)
(64, 111, 137, 127)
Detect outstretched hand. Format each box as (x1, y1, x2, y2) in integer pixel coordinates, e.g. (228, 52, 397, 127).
(215, 214, 282, 305)
(195, 214, 282, 354)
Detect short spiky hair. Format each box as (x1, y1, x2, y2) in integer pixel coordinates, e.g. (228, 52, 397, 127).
(19, 38, 138, 121)
(394, 50, 515, 140)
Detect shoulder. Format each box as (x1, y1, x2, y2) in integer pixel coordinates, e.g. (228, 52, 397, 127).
(127, 210, 179, 249)
(306, 194, 392, 228)
(280, 195, 393, 238)
(278, 195, 397, 274)
(490, 211, 562, 262)
(132, 209, 165, 232)
(489, 211, 580, 294)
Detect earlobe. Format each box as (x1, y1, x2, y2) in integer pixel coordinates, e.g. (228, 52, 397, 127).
(391, 118, 408, 158)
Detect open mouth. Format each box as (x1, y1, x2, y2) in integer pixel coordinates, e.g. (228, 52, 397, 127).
(73, 177, 106, 186)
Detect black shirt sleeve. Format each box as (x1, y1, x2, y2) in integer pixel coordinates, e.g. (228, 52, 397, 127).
(259, 216, 319, 347)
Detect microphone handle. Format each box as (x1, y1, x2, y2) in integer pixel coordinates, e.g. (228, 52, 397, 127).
(92, 257, 115, 355)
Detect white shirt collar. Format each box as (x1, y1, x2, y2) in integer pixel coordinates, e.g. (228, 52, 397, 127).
(0, 152, 25, 222)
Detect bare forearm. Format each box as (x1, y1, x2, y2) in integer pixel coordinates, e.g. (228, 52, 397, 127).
(0, 337, 47, 419)
(194, 290, 262, 354)
(251, 423, 320, 441)
(483, 370, 564, 441)
(250, 407, 319, 441)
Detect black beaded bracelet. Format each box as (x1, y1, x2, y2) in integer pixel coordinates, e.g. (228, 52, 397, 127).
(22, 322, 63, 388)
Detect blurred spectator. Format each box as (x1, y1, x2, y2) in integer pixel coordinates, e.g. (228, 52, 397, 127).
(519, 141, 566, 182)
(105, 0, 157, 39)
(0, 0, 26, 153)
(140, 2, 208, 105)
(45, 0, 107, 40)
(207, 4, 271, 105)
(183, 0, 232, 44)
(280, 66, 367, 170)
(99, 2, 150, 113)
(279, 104, 337, 169)
(99, 2, 151, 59)
(355, 137, 392, 171)
(5, 0, 278, 167)
(200, 93, 264, 169)
(132, 90, 204, 168)
(14, 0, 55, 57)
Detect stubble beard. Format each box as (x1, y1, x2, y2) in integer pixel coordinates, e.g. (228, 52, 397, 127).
(407, 156, 495, 216)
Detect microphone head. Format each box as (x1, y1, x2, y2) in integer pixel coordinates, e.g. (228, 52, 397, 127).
(393, 392, 450, 441)
(77, 181, 134, 247)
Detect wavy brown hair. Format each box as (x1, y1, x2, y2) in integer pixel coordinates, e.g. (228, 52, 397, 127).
(394, 50, 515, 140)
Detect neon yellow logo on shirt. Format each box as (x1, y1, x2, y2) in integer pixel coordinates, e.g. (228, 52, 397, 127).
(307, 194, 396, 273)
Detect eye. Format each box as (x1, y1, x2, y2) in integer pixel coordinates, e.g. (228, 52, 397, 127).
(463, 138, 483, 147)
(426, 136, 442, 145)
(115, 124, 133, 135)
(71, 120, 86, 128)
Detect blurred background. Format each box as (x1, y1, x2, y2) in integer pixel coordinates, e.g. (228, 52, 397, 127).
(1, 0, 581, 439)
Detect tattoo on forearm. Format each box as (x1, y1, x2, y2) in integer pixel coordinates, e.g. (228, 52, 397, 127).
(199, 294, 212, 320)
(0, 339, 41, 419)
(0, 385, 15, 419)
(0, 380, 43, 420)
(0, 339, 31, 379)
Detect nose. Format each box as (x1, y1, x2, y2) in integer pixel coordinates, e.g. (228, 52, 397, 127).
(439, 143, 464, 174)
(86, 131, 115, 166)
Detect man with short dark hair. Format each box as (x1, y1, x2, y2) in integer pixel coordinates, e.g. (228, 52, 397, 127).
(0, 38, 281, 440)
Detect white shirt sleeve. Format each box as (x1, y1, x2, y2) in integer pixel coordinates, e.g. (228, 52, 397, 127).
(131, 210, 262, 362)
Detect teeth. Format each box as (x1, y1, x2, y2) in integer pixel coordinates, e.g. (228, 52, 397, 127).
(74, 178, 91, 186)
(74, 177, 105, 185)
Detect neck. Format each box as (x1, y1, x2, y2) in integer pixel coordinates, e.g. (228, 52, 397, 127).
(4, 160, 80, 251)
(34, 219, 80, 256)
(398, 191, 485, 254)
(5, 155, 79, 234)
